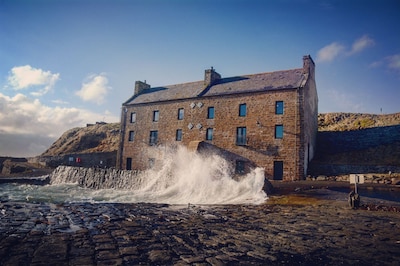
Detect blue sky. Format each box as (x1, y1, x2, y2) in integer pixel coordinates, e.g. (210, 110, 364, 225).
(1, 0, 399, 157)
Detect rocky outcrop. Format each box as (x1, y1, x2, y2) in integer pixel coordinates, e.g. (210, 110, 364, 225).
(318, 112, 400, 131)
(40, 122, 120, 156)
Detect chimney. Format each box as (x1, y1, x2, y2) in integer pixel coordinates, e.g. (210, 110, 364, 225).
(302, 55, 315, 76)
(134, 80, 150, 95)
(204, 67, 221, 87)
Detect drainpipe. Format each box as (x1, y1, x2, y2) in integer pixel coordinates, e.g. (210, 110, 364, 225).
(118, 106, 128, 169)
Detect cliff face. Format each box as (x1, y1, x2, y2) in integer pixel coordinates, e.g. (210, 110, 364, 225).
(40, 123, 120, 156)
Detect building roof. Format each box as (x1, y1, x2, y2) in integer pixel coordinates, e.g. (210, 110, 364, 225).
(124, 68, 307, 105)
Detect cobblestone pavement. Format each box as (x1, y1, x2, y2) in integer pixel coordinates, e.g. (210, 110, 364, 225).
(1, 194, 400, 265)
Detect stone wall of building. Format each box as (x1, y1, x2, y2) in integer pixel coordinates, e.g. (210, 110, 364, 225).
(120, 89, 307, 181)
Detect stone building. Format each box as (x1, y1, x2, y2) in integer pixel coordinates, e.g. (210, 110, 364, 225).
(117, 55, 318, 181)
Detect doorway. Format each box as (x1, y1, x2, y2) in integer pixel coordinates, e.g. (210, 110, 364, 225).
(273, 161, 283, 180)
(126, 157, 132, 170)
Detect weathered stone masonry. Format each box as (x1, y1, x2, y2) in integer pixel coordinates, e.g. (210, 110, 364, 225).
(117, 56, 318, 181)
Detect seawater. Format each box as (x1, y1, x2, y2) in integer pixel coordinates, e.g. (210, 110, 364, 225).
(0, 146, 267, 205)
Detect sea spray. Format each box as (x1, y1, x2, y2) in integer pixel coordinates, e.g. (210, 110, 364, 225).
(49, 145, 267, 204)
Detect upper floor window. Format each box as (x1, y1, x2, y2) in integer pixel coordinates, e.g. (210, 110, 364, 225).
(276, 101, 284, 115)
(239, 103, 246, 117)
(153, 110, 159, 122)
(206, 128, 213, 140)
(176, 129, 182, 141)
(128, 130, 135, 142)
(178, 108, 184, 120)
(207, 107, 215, 119)
(275, 125, 284, 139)
(130, 112, 136, 123)
(149, 130, 158, 145)
(236, 127, 247, 145)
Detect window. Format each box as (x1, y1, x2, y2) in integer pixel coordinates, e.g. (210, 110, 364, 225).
(126, 158, 132, 170)
(176, 129, 182, 141)
(130, 112, 136, 123)
(207, 106, 215, 119)
(206, 128, 213, 140)
(239, 103, 246, 117)
(149, 130, 158, 145)
(276, 101, 284, 115)
(235, 160, 245, 174)
(153, 110, 159, 122)
(128, 130, 135, 142)
(275, 125, 284, 139)
(178, 108, 184, 120)
(236, 127, 247, 145)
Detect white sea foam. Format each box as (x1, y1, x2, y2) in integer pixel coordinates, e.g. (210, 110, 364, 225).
(1, 146, 267, 204)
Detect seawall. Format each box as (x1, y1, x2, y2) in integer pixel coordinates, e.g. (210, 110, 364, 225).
(50, 165, 143, 190)
(309, 125, 400, 176)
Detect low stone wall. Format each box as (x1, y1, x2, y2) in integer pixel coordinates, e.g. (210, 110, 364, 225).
(317, 125, 400, 154)
(308, 164, 400, 176)
(32, 151, 117, 168)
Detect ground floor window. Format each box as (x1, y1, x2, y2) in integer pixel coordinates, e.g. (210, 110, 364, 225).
(176, 129, 182, 141)
(206, 128, 213, 140)
(273, 161, 283, 180)
(236, 127, 247, 145)
(149, 158, 155, 168)
(235, 160, 245, 174)
(126, 157, 132, 170)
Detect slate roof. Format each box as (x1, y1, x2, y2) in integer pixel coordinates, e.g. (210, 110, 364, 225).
(124, 68, 307, 105)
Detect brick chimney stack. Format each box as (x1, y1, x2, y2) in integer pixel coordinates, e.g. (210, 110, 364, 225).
(302, 55, 315, 77)
(134, 80, 150, 95)
(204, 67, 221, 87)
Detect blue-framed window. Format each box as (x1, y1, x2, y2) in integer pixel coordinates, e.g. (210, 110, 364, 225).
(206, 128, 213, 140)
(275, 125, 284, 139)
(239, 103, 246, 117)
(207, 107, 215, 119)
(276, 101, 284, 115)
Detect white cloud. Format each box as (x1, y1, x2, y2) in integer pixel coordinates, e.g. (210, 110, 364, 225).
(317, 35, 375, 63)
(316, 42, 345, 63)
(75, 74, 110, 105)
(368, 54, 400, 75)
(386, 54, 400, 72)
(348, 35, 375, 55)
(7, 65, 60, 96)
(52, 99, 69, 105)
(0, 92, 119, 139)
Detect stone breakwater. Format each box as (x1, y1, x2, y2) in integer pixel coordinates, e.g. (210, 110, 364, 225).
(1, 199, 400, 265)
(50, 166, 143, 189)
